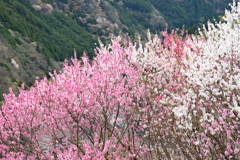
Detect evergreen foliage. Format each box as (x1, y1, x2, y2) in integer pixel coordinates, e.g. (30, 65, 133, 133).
(146, 0, 219, 29)
(122, 0, 153, 13)
(0, 0, 97, 61)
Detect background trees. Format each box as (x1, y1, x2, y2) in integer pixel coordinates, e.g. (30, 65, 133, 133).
(0, 0, 97, 61)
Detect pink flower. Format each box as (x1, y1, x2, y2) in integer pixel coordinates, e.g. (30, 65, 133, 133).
(156, 96, 162, 102)
(234, 149, 239, 154)
(224, 151, 229, 156)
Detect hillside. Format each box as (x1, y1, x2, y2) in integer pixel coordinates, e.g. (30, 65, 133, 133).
(0, 0, 235, 101)
(0, 0, 97, 101)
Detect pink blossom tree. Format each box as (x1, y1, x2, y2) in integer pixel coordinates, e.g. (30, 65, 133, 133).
(0, 30, 192, 159)
(0, 1, 240, 159)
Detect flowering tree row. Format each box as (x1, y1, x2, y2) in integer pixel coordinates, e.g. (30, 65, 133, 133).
(0, 1, 240, 159)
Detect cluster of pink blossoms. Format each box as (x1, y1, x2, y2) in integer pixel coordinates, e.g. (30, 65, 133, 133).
(0, 1, 240, 159)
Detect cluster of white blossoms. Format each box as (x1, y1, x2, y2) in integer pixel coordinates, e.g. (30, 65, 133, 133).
(186, 0, 240, 113)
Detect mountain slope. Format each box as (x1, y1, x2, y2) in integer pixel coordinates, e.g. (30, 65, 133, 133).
(0, 0, 97, 61)
(0, 0, 97, 101)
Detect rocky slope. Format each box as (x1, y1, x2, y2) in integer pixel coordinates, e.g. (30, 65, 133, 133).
(0, 29, 61, 101)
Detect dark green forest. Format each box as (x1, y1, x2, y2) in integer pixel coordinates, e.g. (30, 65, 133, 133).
(0, 0, 97, 61)
(147, 0, 233, 31)
(115, 0, 232, 32)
